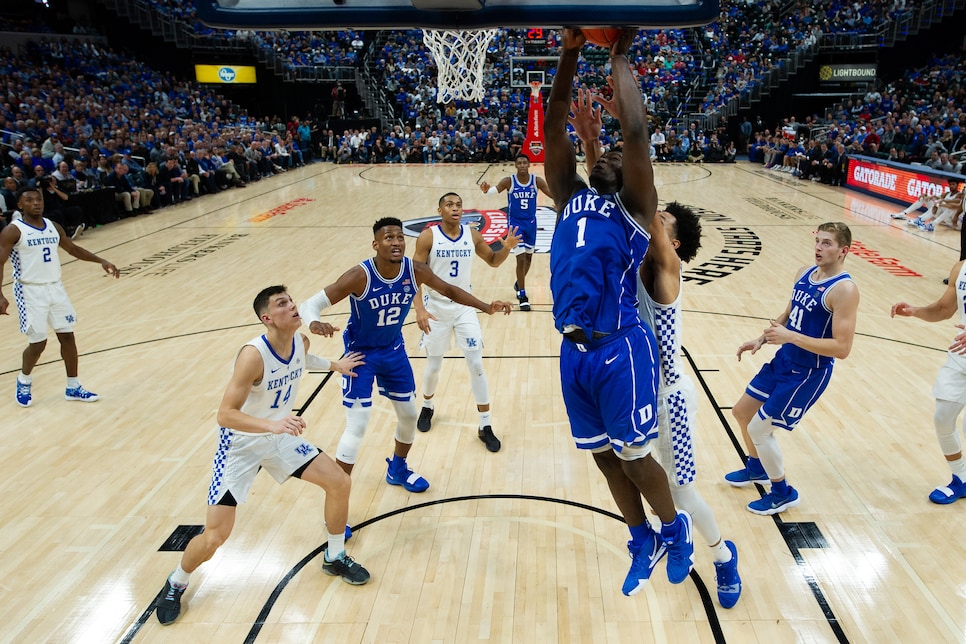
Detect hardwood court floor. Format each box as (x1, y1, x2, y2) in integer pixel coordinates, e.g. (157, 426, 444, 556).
(2, 160, 965, 643)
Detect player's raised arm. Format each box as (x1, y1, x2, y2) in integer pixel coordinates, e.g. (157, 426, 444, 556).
(609, 29, 657, 228)
(300, 265, 367, 335)
(544, 28, 587, 212)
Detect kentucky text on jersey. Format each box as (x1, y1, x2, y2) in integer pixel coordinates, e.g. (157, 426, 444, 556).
(266, 368, 302, 392)
(367, 292, 414, 309)
(433, 248, 473, 258)
(27, 236, 59, 246)
(560, 192, 619, 221)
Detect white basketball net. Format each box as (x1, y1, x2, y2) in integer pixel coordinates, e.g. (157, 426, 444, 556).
(422, 28, 497, 104)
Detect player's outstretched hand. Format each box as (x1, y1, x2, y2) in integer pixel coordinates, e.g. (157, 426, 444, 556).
(331, 351, 365, 377)
(502, 225, 522, 251)
(560, 28, 585, 51)
(736, 335, 766, 361)
(269, 415, 306, 436)
(488, 300, 513, 315)
(415, 306, 438, 334)
(103, 261, 120, 278)
(890, 302, 916, 318)
(611, 28, 636, 57)
(0, 293, 8, 316)
(762, 319, 793, 346)
(309, 321, 339, 337)
(480, 181, 491, 193)
(569, 88, 603, 141)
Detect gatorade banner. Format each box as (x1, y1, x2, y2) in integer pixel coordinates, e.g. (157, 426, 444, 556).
(847, 156, 958, 205)
(522, 86, 546, 163)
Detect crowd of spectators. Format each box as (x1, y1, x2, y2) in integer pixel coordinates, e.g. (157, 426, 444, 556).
(0, 37, 319, 232)
(745, 52, 966, 184)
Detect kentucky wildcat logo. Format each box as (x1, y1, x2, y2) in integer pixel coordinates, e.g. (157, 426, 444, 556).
(402, 206, 557, 253)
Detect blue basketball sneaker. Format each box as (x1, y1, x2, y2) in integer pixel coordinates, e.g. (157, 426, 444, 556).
(385, 457, 429, 492)
(662, 512, 694, 584)
(621, 527, 667, 596)
(65, 385, 99, 402)
(747, 485, 800, 515)
(928, 474, 966, 505)
(15, 380, 31, 407)
(724, 457, 768, 487)
(714, 540, 742, 608)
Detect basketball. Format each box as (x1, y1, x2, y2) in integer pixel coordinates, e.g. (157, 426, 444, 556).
(581, 28, 623, 48)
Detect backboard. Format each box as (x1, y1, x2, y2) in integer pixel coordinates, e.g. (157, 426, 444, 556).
(197, 0, 720, 31)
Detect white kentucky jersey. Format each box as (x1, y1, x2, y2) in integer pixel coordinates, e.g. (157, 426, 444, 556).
(637, 271, 684, 391)
(10, 218, 61, 284)
(956, 261, 966, 334)
(425, 223, 474, 302)
(234, 334, 305, 429)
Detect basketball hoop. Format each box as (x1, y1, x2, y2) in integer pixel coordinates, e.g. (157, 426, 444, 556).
(422, 28, 497, 104)
(529, 81, 543, 97)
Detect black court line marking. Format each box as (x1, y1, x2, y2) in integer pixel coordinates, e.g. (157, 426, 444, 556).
(238, 495, 726, 644)
(124, 494, 728, 643)
(683, 345, 849, 644)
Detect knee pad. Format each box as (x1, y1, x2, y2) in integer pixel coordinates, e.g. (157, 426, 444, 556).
(670, 482, 720, 547)
(422, 354, 443, 396)
(748, 410, 783, 479)
(335, 405, 371, 464)
(935, 399, 965, 456)
(462, 349, 489, 405)
(393, 399, 419, 444)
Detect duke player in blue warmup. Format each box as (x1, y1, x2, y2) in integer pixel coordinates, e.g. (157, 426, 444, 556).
(544, 28, 694, 597)
(480, 153, 553, 310)
(0, 186, 119, 407)
(153, 286, 369, 626)
(300, 218, 512, 493)
(726, 222, 859, 515)
(570, 89, 741, 609)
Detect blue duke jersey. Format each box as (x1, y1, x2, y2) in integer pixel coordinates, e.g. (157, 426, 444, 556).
(236, 335, 305, 428)
(780, 265, 853, 369)
(344, 257, 417, 350)
(550, 188, 650, 336)
(508, 174, 537, 223)
(425, 224, 474, 301)
(10, 218, 62, 284)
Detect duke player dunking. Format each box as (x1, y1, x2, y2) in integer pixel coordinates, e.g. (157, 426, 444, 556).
(480, 153, 552, 310)
(568, 86, 741, 608)
(544, 27, 693, 597)
(300, 217, 511, 493)
(726, 222, 859, 516)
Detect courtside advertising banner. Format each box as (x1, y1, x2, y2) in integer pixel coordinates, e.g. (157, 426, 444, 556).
(847, 156, 957, 205)
(194, 65, 257, 84)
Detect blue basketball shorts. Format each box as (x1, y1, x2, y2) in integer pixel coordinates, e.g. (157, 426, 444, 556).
(745, 350, 833, 430)
(342, 340, 416, 407)
(559, 324, 659, 453)
(509, 215, 536, 251)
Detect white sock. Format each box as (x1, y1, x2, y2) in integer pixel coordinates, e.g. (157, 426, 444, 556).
(422, 398, 434, 410)
(710, 540, 732, 564)
(479, 411, 491, 429)
(169, 563, 190, 587)
(949, 456, 966, 480)
(326, 532, 346, 561)
(18, 372, 32, 384)
(67, 377, 81, 389)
